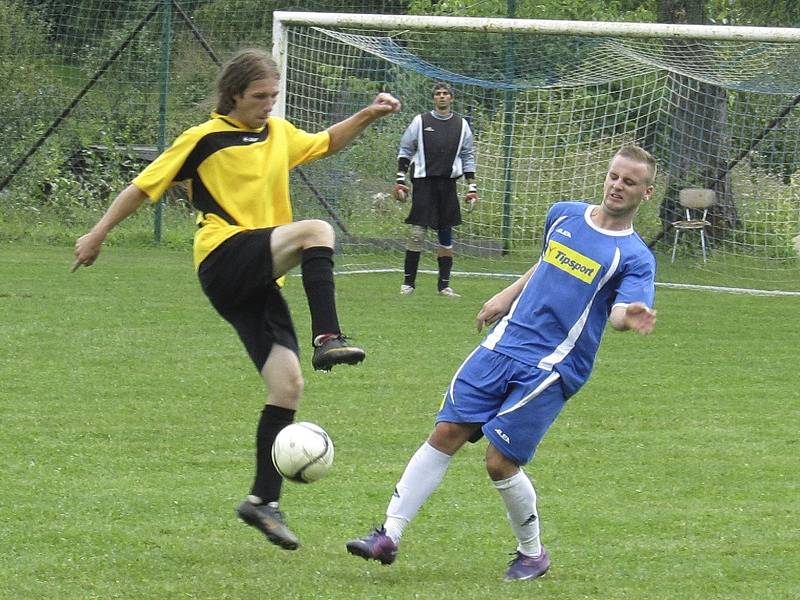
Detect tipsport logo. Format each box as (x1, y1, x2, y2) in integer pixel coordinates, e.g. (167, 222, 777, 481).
(543, 240, 600, 284)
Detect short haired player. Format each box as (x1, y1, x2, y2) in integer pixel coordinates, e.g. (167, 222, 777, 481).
(394, 82, 477, 297)
(73, 48, 400, 550)
(346, 145, 657, 580)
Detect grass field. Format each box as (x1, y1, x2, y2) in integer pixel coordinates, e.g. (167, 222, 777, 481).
(1, 243, 798, 600)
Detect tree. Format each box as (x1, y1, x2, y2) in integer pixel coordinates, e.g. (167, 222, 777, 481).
(655, 0, 738, 245)
(707, 0, 800, 26)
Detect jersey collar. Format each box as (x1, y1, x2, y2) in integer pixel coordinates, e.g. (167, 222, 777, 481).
(429, 110, 454, 121)
(211, 112, 267, 132)
(584, 204, 634, 236)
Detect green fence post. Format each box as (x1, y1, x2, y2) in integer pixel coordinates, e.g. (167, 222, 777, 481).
(154, 0, 173, 242)
(500, 0, 516, 254)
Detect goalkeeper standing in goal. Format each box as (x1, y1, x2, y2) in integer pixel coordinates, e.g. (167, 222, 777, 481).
(347, 145, 657, 580)
(73, 48, 400, 550)
(394, 82, 478, 298)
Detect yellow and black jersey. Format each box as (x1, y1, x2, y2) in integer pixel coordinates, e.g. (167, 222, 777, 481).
(133, 113, 330, 268)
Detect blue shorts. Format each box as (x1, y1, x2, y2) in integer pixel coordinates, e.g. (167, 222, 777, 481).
(437, 346, 566, 465)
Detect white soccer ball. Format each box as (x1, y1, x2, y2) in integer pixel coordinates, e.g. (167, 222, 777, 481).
(271, 422, 334, 483)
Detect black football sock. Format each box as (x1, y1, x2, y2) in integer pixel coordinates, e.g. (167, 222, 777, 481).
(403, 250, 421, 287)
(301, 246, 340, 342)
(251, 404, 295, 503)
(437, 255, 453, 291)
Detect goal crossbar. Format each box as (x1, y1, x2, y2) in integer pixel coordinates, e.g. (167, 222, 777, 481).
(273, 11, 800, 43)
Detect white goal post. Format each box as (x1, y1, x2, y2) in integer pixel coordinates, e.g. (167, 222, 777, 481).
(272, 11, 800, 292)
(273, 11, 800, 43)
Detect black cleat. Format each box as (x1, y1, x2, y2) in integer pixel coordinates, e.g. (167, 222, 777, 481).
(236, 501, 300, 550)
(312, 335, 365, 371)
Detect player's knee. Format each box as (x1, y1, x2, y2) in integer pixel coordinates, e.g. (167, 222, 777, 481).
(485, 445, 519, 480)
(437, 227, 453, 251)
(428, 421, 472, 455)
(407, 225, 426, 252)
(270, 372, 304, 406)
(301, 219, 335, 247)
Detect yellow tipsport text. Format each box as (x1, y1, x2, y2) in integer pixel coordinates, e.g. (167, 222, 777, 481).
(543, 240, 601, 284)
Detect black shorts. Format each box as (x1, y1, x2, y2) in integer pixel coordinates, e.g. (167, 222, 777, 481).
(405, 176, 462, 229)
(198, 229, 299, 371)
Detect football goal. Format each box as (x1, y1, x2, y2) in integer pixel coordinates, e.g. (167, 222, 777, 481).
(273, 11, 800, 293)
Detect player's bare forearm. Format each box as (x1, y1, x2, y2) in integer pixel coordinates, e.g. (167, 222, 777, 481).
(506, 263, 537, 299)
(476, 263, 538, 331)
(326, 92, 400, 155)
(74, 184, 148, 268)
(93, 184, 148, 236)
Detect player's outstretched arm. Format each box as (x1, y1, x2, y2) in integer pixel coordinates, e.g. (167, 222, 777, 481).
(73, 184, 148, 270)
(609, 302, 657, 334)
(326, 92, 401, 155)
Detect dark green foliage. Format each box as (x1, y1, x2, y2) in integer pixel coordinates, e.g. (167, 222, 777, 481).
(3, 0, 799, 289)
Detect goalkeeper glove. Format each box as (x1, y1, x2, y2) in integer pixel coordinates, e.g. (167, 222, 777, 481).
(393, 172, 409, 202)
(464, 183, 478, 213)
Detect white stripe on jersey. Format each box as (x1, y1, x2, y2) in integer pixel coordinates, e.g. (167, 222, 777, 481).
(483, 216, 566, 351)
(537, 246, 621, 371)
(482, 271, 532, 350)
(546, 215, 569, 239)
(412, 114, 426, 177)
(449, 120, 467, 178)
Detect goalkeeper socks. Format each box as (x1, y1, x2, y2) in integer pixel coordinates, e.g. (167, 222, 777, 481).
(437, 255, 453, 291)
(384, 442, 452, 543)
(301, 246, 340, 340)
(493, 470, 543, 557)
(403, 250, 421, 287)
(251, 404, 295, 503)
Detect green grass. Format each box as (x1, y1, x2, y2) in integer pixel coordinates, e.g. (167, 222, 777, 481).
(4, 200, 799, 294)
(1, 243, 798, 600)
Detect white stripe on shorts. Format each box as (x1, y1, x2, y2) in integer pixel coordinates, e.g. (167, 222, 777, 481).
(446, 346, 481, 406)
(496, 371, 561, 417)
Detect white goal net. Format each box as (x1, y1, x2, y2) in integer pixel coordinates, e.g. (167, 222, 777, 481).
(274, 12, 800, 292)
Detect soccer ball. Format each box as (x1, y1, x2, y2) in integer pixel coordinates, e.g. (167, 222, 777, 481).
(271, 422, 334, 483)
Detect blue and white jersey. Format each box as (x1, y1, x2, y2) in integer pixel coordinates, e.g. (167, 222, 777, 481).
(481, 201, 655, 398)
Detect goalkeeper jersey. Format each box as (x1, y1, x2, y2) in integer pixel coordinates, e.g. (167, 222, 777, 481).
(133, 113, 330, 268)
(397, 111, 476, 179)
(482, 201, 655, 398)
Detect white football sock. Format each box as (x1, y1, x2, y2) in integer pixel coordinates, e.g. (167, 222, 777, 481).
(493, 470, 542, 557)
(384, 442, 452, 543)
